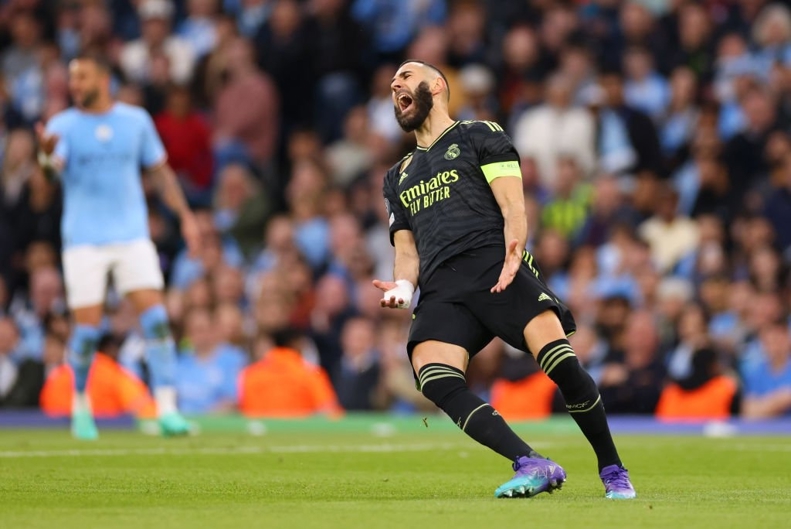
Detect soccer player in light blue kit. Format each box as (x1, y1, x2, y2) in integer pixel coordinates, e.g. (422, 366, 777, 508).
(36, 54, 201, 440)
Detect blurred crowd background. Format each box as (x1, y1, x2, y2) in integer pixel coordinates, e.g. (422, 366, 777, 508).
(1, 0, 791, 421)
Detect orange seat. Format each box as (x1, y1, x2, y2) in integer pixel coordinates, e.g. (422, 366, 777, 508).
(655, 376, 738, 421)
(40, 353, 157, 419)
(490, 371, 557, 420)
(238, 347, 342, 418)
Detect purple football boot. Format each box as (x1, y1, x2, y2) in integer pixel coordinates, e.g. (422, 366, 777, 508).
(494, 455, 567, 498)
(599, 464, 636, 499)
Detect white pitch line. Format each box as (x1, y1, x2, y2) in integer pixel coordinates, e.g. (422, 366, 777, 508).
(0, 442, 467, 459)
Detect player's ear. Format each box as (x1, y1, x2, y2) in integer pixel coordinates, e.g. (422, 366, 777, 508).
(431, 76, 445, 98)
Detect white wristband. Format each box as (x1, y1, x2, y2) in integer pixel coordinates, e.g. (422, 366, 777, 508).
(383, 279, 415, 309)
(38, 151, 53, 167)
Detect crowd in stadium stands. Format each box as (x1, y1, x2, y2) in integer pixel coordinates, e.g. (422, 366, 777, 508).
(2, 0, 791, 421)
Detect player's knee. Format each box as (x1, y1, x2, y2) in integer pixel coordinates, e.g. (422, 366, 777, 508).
(418, 363, 468, 408)
(536, 338, 598, 404)
(139, 304, 172, 340)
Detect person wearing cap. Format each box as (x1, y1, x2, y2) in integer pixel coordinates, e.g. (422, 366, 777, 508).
(120, 0, 196, 86)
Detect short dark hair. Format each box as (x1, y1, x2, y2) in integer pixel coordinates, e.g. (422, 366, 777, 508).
(73, 52, 112, 73)
(271, 327, 305, 349)
(398, 59, 450, 101)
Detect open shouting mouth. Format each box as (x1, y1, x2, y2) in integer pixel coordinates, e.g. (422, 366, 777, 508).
(396, 92, 414, 113)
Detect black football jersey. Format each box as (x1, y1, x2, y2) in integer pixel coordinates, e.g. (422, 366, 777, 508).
(383, 120, 521, 284)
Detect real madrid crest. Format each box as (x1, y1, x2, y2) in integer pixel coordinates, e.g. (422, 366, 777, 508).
(444, 143, 460, 160)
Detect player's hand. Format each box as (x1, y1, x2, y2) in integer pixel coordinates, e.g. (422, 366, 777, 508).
(35, 122, 59, 156)
(180, 213, 202, 259)
(491, 239, 522, 293)
(373, 279, 415, 309)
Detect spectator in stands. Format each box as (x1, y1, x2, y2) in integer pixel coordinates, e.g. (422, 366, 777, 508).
(764, 151, 791, 255)
(596, 66, 663, 181)
(325, 106, 375, 187)
(623, 46, 670, 123)
(120, 0, 196, 86)
(178, 0, 220, 59)
(456, 64, 498, 122)
(599, 311, 666, 414)
(541, 157, 591, 240)
(285, 158, 330, 270)
(1, 10, 44, 123)
(169, 208, 244, 289)
(175, 307, 247, 414)
(742, 321, 791, 419)
(212, 37, 279, 169)
(155, 85, 214, 205)
(11, 266, 65, 363)
(212, 163, 270, 257)
(490, 347, 557, 421)
(238, 328, 341, 417)
(1, 128, 36, 210)
(656, 347, 740, 421)
(333, 316, 380, 411)
(215, 302, 248, 349)
(513, 73, 596, 186)
(40, 337, 157, 419)
(305, 0, 370, 143)
(10, 166, 62, 259)
(724, 86, 782, 199)
(660, 66, 699, 170)
(255, 0, 313, 133)
(498, 25, 544, 120)
(638, 184, 699, 274)
(237, 0, 272, 39)
(0, 317, 43, 407)
(351, 0, 446, 64)
(668, 3, 715, 84)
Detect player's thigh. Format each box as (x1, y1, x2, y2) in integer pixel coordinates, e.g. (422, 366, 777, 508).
(112, 239, 165, 305)
(407, 300, 492, 374)
(62, 245, 111, 316)
(469, 267, 575, 354)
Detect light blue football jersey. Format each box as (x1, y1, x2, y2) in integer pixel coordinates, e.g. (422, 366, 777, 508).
(46, 103, 166, 248)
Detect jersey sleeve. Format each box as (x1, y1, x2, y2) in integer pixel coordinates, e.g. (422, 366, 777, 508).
(383, 168, 411, 245)
(139, 110, 167, 169)
(469, 121, 521, 184)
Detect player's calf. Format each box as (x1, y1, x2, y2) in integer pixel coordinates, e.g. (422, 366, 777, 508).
(417, 363, 548, 467)
(140, 304, 189, 435)
(537, 339, 618, 467)
(68, 324, 100, 440)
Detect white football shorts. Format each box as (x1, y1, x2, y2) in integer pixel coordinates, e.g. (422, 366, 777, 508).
(63, 239, 164, 308)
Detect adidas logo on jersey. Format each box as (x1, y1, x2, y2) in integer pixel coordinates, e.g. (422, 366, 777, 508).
(538, 293, 552, 302)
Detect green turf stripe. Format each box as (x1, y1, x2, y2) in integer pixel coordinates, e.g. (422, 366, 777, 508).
(461, 403, 490, 431)
(544, 352, 576, 376)
(538, 344, 573, 371)
(567, 395, 601, 414)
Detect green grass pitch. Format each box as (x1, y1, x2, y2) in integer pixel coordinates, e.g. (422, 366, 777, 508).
(1, 418, 789, 529)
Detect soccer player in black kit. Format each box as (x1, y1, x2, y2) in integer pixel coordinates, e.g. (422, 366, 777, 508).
(373, 61, 636, 499)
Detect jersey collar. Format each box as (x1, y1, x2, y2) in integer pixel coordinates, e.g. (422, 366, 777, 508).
(415, 121, 459, 151)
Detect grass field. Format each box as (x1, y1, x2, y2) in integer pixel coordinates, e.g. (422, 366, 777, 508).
(1, 420, 789, 529)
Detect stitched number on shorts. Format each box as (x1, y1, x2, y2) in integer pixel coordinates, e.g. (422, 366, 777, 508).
(522, 250, 540, 278)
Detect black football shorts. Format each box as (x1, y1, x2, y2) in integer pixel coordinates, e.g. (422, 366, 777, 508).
(407, 245, 576, 359)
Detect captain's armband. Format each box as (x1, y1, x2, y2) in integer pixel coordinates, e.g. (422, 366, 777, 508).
(481, 160, 521, 184)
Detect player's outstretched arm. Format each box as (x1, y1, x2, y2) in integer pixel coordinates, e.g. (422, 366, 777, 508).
(147, 163, 202, 258)
(35, 122, 62, 182)
(489, 175, 527, 293)
(373, 230, 419, 309)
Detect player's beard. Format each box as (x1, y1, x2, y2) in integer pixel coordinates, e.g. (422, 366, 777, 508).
(79, 88, 101, 109)
(394, 81, 434, 132)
